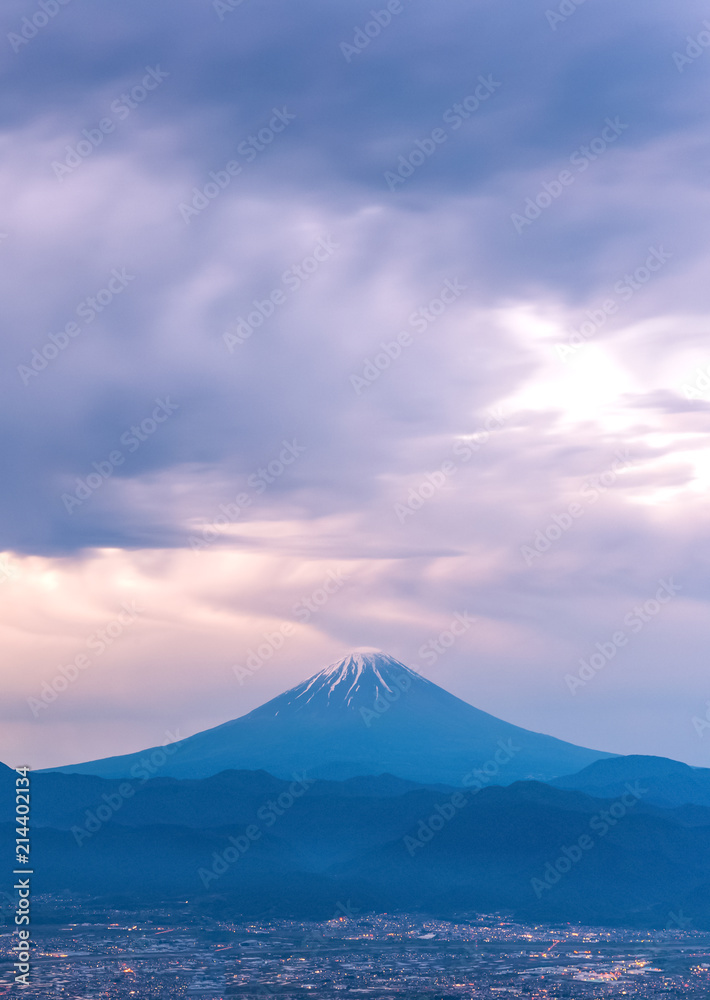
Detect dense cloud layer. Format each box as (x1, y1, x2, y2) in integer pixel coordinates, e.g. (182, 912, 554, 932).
(2, 0, 709, 767)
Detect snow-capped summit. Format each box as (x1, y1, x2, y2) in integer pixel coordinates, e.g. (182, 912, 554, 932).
(261, 650, 426, 716)
(46, 649, 613, 785)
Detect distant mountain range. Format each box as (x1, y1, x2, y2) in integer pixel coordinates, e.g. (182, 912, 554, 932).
(9, 650, 710, 929)
(42, 650, 614, 785)
(551, 754, 710, 809)
(4, 765, 710, 928)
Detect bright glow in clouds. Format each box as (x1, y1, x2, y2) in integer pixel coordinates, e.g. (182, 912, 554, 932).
(2, 0, 710, 771)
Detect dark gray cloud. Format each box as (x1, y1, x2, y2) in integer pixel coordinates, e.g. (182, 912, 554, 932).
(2, 0, 710, 767)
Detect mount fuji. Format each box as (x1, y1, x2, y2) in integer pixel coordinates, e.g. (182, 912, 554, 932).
(45, 650, 613, 785)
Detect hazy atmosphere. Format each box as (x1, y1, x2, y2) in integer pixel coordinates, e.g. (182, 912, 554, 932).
(3, 0, 710, 769)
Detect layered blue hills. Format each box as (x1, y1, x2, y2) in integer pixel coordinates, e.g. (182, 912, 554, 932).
(9, 657, 710, 929)
(43, 650, 613, 785)
(4, 767, 710, 928)
(551, 754, 710, 809)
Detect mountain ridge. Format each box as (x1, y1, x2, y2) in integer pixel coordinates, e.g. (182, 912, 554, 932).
(551, 754, 710, 809)
(9, 769, 710, 928)
(41, 649, 614, 785)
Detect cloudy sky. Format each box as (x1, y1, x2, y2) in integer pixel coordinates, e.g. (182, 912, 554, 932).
(2, 0, 710, 769)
